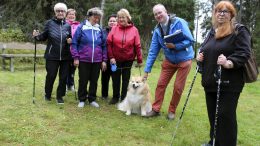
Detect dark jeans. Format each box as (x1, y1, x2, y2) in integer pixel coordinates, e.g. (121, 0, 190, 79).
(205, 91, 240, 146)
(45, 60, 70, 99)
(101, 61, 111, 97)
(66, 60, 76, 87)
(78, 62, 101, 103)
(111, 61, 133, 100)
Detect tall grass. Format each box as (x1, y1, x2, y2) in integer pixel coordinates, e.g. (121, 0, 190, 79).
(0, 60, 259, 146)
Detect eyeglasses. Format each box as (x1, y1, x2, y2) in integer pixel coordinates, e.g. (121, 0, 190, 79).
(56, 10, 66, 13)
(217, 10, 230, 15)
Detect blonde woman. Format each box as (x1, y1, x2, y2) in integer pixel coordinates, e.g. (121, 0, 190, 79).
(107, 9, 142, 104)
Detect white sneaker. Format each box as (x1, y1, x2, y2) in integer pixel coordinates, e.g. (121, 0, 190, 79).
(78, 102, 85, 108)
(90, 101, 99, 108)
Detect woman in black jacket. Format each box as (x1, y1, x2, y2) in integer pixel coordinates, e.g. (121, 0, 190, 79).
(33, 2, 71, 104)
(197, 1, 251, 146)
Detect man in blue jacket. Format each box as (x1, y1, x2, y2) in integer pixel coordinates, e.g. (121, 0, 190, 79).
(144, 4, 194, 120)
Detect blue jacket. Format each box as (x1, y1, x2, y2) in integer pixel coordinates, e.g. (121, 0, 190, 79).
(71, 20, 107, 63)
(144, 16, 194, 73)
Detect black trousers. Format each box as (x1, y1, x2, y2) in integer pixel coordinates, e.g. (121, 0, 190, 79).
(101, 61, 112, 97)
(205, 91, 240, 146)
(111, 61, 133, 100)
(45, 60, 70, 99)
(78, 62, 101, 103)
(66, 60, 76, 87)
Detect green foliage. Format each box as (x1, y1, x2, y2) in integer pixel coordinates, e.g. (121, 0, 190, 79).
(0, 0, 196, 50)
(0, 28, 26, 42)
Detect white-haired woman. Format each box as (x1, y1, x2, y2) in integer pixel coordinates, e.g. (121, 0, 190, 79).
(71, 7, 107, 108)
(107, 8, 143, 104)
(33, 2, 72, 104)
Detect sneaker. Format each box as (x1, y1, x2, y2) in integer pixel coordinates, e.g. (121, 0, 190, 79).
(78, 102, 85, 108)
(44, 96, 51, 101)
(90, 101, 99, 108)
(167, 112, 175, 120)
(109, 98, 119, 105)
(56, 98, 64, 104)
(145, 110, 160, 117)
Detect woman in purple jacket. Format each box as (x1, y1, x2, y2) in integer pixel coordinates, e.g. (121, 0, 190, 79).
(71, 7, 107, 108)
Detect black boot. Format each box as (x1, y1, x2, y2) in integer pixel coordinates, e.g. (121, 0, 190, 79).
(109, 97, 119, 105)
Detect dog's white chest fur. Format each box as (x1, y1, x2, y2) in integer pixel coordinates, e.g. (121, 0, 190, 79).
(117, 76, 152, 116)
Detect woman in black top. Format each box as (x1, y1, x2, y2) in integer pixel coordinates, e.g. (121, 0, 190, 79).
(33, 2, 71, 104)
(197, 1, 251, 146)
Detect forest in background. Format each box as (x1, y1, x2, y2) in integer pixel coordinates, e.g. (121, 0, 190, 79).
(0, 0, 259, 64)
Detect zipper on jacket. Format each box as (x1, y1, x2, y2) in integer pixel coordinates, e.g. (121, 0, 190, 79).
(121, 27, 126, 49)
(60, 20, 63, 60)
(48, 45, 52, 54)
(91, 26, 94, 63)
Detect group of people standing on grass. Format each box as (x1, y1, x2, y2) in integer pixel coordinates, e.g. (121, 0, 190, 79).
(33, 1, 251, 146)
(32, 3, 143, 108)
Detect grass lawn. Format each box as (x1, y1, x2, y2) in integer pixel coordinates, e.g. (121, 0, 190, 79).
(0, 60, 259, 146)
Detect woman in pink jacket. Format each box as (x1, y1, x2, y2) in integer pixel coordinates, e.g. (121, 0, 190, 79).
(107, 8, 142, 104)
(66, 9, 80, 91)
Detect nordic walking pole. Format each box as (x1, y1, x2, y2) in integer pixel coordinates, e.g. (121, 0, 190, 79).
(170, 66, 199, 146)
(32, 29, 38, 104)
(213, 65, 222, 146)
(74, 70, 77, 101)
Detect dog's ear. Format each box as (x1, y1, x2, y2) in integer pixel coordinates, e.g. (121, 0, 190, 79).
(142, 77, 147, 82)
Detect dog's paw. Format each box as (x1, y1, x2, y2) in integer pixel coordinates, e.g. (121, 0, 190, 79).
(141, 112, 147, 116)
(126, 111, 131, 116)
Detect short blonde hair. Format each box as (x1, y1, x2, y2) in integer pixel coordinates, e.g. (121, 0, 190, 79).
(67, 9, 76, 16)
(54, 2, 67, 12)
(87, 7, 103, 17)
(117, 9, 132, 21)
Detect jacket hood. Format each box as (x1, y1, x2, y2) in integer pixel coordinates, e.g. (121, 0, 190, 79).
(84, 20, 100, 28)
(66, 20, 80, 25)
(118, 22, 134, 28)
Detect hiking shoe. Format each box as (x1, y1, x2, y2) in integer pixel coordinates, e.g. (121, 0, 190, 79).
(167, 112, 175, 120)
(78, 102, 85, 108)
(56, 98, 64, 104)
(90, 101, 99, 108)
(109, 98, 119, 105)
(145, 110, 160, 117)
(44, 96, 51, 101)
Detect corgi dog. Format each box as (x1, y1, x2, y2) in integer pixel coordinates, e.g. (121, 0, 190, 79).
(118, 76, 152, 116)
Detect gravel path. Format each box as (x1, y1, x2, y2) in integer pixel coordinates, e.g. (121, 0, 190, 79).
(0, 42, 46, 50)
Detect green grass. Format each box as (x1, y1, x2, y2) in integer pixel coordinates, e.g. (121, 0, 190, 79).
(0, 60, 259, 146)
